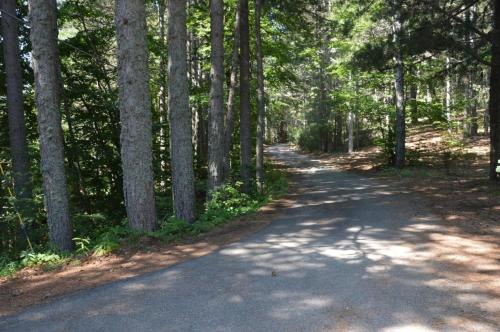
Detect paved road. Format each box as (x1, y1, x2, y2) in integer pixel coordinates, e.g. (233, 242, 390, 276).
(1, 145, 498, 332)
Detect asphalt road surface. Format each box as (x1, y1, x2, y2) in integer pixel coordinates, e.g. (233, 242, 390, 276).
(1, 145, 498, 332)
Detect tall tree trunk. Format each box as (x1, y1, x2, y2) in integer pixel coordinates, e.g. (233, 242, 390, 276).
(196, 80, 208, 171)
(409, 84, 418, 124)
(1, 0, 32, 206)
(222, 5, 241, 182)
(409, 67, 418, 125)
(158, 0, 169, 190)
(489, 0, 500, 181)
(318, 66, 328, 152)
(208, 0, 225, 193)
(28, 0, 73, 251)
(445, 56, 452, 132)
(466, 3, 478, 137)
(463, 71, 478, 137)
(354, 79, 360, 150)
(463, 74, 473, 137)
(334, 113, 342, 151)
(348, 110, 354, 153)
(239, 0, 252, 192)
(116, 0, 157, 231)
(355, 112, 361, 149)
(168, 0, 196, 221)
(316, 0, 332, 153)
(392, 0, 405, 168)
(255, 0, 265, 192)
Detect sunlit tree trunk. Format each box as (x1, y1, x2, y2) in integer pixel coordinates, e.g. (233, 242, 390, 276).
(334, 113, 342, 151)
(355, 112, 361, 149)
(392, 0, 405, 168)
(463, 74, 473, 137)
(445, 56, 452, 132)
(168, 0, 196, 221)
(208, 0, 225, 194)
(187, 0, 208, 172)
(1, 0, 32, 206)
(489, 0, 500, 181)
(348, 110, 354, 153)
(239, 0, 252, 192)
(222, 5, 241, 182)
(158, 0, 169, 190)
(29, 0, 73, 251)
(464, 3, 478, 137)
(255, 0, 265, 192)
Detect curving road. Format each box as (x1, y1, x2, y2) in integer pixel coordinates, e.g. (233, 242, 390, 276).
(1, 145, 498, 331)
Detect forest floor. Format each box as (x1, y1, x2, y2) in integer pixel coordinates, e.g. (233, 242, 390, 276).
(306, 124, 500, 237)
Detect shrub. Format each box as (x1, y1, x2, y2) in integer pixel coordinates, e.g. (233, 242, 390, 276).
(153, 216, 191, 242)
(73, 237, 91, 254)
(0, 256, 19, 277)
(204, 182, 258, 218)
(19, 250, 65, 268)
(73, 213, 108, 239)
(91, 224, 131, 256)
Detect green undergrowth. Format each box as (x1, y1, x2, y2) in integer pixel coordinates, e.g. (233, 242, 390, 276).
(0, 165, 288, 278)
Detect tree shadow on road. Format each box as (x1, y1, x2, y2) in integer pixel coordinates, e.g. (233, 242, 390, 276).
(3, 145, 499, 331)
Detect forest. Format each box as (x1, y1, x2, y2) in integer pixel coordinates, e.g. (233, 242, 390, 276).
(0, 0, 499, 322)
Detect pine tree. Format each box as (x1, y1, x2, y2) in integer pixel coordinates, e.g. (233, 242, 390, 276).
(255, 0, 266, 192)
(116, 0, 157, 231)
(1, 0, 32, 206)
(168, 0, 196, 222)
(222, 5, 241, 182)
(489, 0, 500, 181)
(29, 0, 73, 251)
(392, 0, 406, 169)
(239, 0, 252, 192)
(208, 0, 225, 194)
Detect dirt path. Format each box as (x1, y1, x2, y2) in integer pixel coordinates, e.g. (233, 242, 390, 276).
(1, 145, 499, 331)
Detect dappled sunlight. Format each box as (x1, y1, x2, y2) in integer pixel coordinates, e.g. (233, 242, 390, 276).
(3, 145, 498, 331)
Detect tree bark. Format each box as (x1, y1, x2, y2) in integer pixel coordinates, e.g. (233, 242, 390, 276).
(409, 67, 418, 125)
(168, 0, 196, 222)
(28, 0, 73, 251)
(1, 0, 32, 204)
(208, 0, 225, 194)
(116, 0, 157, 231)
(489, 0, 500, 181)
(392, 0, 405, 169)
(334, 113, 342, 151)
(445, 56, 452, 132)
(348, 110, 354, 153)
(466, 4, 478, 137)
(222, 5, 241, 182)
(158, 0, 169, 191)
(239, 0, 252, 192)
(255, 0, 265, 192)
